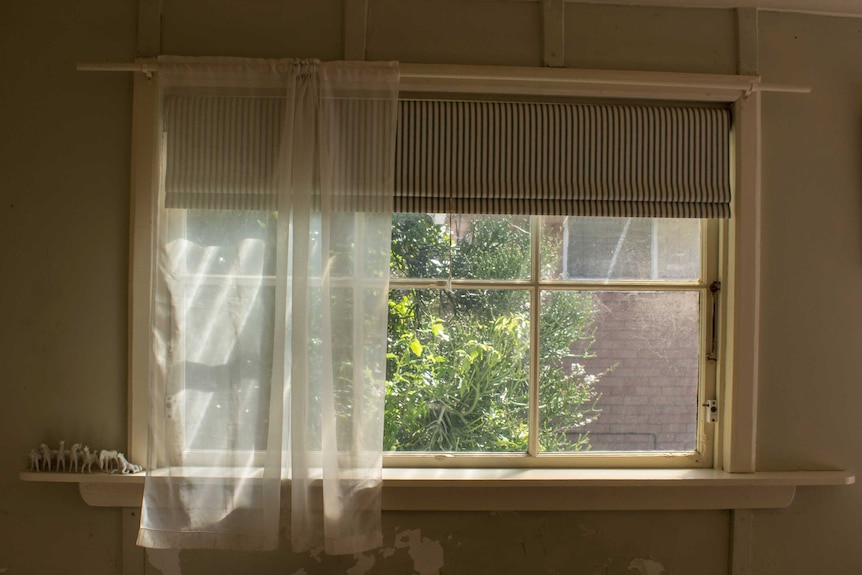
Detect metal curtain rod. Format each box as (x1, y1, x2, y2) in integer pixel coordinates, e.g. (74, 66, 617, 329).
(75, 61, 811, 96)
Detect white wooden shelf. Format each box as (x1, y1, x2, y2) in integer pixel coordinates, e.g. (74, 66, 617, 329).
(20, 468, 853, 511)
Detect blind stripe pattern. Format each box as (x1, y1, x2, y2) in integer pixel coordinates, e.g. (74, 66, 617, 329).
(395, 101, 731, 218)
(164, 96, 282, 211)
(319, 99, 398, 213)
(164, 97, 731, 218)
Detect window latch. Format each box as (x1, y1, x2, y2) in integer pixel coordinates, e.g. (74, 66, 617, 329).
(702, 399, 718, 424)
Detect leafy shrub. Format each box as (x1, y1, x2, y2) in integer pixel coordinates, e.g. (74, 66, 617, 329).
(385, 214, 602, 452)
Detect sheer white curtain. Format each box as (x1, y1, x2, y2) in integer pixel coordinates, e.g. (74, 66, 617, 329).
(137, 57, 399, 555)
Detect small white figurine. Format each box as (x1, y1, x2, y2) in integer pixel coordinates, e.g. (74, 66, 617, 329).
(114, 453, 143, 474)
(28, 449, 42, 472)
(39, 443, 52, 471)
(56, 440, 67, 472)
(27, 441, 139, 474)
(99, 449, 119, 472)
(68, 443, 81, 473)
(81, 446, 98, 473)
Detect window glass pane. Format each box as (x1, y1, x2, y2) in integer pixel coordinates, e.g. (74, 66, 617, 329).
(181, 284, 274, 451)
(390, 213, 450, 280)
(390, 213, 531, 281)
(536, 290, 602, 452)
(385, 288, 530, 452)
(185, 210, 278, 277)
(541, 290, 700, 453)
(174, 209, 277, 451)
(541, 216, 700, 281)
(450, 214, 531, 280)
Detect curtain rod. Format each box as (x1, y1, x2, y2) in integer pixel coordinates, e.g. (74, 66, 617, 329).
(75, 62, 811, 97)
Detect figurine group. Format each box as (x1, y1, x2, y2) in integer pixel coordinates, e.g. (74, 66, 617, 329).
(27, 441, 143, 474)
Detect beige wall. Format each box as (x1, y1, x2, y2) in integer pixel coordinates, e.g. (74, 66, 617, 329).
(1, 1, 859, 573)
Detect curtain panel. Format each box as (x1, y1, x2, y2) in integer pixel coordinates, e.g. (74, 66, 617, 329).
(137, 57, 400, 555)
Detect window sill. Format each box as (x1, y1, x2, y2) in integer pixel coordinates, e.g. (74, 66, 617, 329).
(20, 468, 853, 511)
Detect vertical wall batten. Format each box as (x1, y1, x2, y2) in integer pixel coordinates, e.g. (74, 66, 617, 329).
(541, 0, 565, 67)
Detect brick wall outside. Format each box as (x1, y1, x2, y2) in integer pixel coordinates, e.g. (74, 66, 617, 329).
(569, 290, 700, 452)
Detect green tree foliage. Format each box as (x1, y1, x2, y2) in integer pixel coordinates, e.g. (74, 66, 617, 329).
(385, 214, 602, 452)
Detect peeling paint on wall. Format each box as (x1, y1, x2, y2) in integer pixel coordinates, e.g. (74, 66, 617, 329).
(308, 545, 325, 563)
(346, 553, 376, 575)
(628, 558, 666, 575)
(147, 548, 182, 575)
(394, 528, 445, 575)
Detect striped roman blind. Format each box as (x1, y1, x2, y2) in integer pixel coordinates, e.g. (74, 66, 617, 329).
(162, 94, 397, 212)
(395, 100, 731, 218)
(163, 95, 283, 211)
(163, 96, 731, 218)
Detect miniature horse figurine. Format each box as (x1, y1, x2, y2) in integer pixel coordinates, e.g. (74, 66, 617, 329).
(81, 446, 98, 473)
(68, 443, 81, 472)
(39, 443, 52, 471)
(56, 441, 67, 472)
(114, 453, 142, 474)
(99, 449, 119, 472)
(27, 449, 42, 472)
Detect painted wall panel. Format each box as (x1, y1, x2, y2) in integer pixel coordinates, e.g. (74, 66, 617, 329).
(157, 511, 729, 575)
(161, 0, 343, 59)
(367, 0, 541, 65)
(565, 4, 738, 74)
(754, 11, 862, 573)
(2, 1, 861, 573)
(0, 0, 135, 573)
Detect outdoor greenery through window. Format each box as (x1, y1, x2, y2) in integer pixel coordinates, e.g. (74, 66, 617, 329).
(385, 213, 707, 455)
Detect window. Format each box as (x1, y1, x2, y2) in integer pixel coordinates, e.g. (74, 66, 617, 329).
(128, 63, 760, 476)
(149, 211, 717, 468)
(383, 213, 717, 467)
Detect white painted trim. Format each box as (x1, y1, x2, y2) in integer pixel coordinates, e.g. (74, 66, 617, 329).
(20, 469, 854, 510)
(128, 67, 160, 466)
(78, 62, 811, 100)
(562, 0, 862, 19)
(723, 90, 762, 473)
(398, 63, 760, 101)
(322, 0, 862, 19)
(20, 468, 855, 486)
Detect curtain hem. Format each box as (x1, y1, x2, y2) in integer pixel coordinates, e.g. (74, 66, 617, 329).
(137, 527, 279, 551)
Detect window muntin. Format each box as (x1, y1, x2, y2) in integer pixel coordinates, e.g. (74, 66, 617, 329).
(384, 213, 714, 463)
